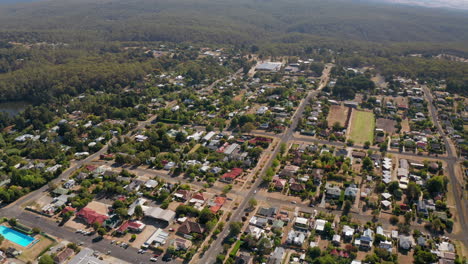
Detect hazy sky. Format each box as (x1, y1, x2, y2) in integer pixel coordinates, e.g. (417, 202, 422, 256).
(374, 0, 468, 10)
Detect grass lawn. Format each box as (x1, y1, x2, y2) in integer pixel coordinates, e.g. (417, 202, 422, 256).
(349, 110, 375, 144)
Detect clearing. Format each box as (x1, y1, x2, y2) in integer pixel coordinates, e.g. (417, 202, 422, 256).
(349, 110, 375, 144)
(376, 118, 397, 134)
(327, 105, 350, 128)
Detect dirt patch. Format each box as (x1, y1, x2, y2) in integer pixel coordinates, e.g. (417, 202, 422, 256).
(85, 201, 109, 215)
(328, 105, 350, 127)
(376, 118, 397, 134)
(401, 118, 411, 133)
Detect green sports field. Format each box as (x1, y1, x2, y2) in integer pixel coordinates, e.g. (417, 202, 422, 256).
(349, 110, 375, 145)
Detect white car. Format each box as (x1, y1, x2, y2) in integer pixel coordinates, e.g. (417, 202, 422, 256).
(150, 258, 157, 262)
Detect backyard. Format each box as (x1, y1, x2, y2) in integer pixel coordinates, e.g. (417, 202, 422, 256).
(349, 110, 375, 144)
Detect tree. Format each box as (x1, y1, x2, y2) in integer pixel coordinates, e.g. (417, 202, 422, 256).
(414, 250, 438, 264)
(241, 122, 255, 133)
(406, 182, 421, 202)
(92, 221, 101, 231)
(307, 246, 321, 259)
(248, 198, 258, 209)
(32, 227, 41, 234)
(427, 176, 445, 195)
(364, 141, 371, 149)
(390, 215, 399, 225)
(222, 184, 233, 194)
(97, 227, 107, 236)
(199, 208, 215, 224)
(134, 205, 144, 218)
(39, 254, 54, 264)
(0, 234, 4, 244)
(343, 200, 352, 215)
(323, 222, 335, 239)
(362, 156, 373, 171)
(228, 222, 242, 237)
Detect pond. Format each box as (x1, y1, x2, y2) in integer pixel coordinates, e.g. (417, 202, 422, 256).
(0, 101, 29, 116)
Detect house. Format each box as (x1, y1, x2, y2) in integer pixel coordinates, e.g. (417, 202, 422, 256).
(332, 235, 341, 246)
(342, 225, 355, 240)
(290, 182, 305, 192)
(280, 165, 300, 177)
(209, 196, 226, 213)
(355, 228, 374, 249)
(172, 238, 192, 251)
(245, 226, 265, 240)
(417, 236, 426, 247)
(314, 219, 327, 232)
(379, 240, 393, 252)
(399, 235, 414, 250)
(274, 178, 286, 189)
(128, 198, 146, 216)
(325, 183, 341, 198)
(220, 168, 243, 183)
(174, 190, 191, 201)
(267, 247, 285, 264)
(344, 185, 359, 198)
(336, 148, 348, 157)
(256, 62, 282, 72)
(249, 216, 268, 228)
(143, 228, 169, 247)
(142, 206, 176, 223)
(417, 200, 429, 216)
(311, 169, 324, 183)
(177, 221, 204, 235)
(286, 230, 306, 246)
(125, 179, 145, 192)
(294, 217, 310, 230)
(223, 143, 241, 156)
(117, 220, 146, 233)
(189, 193, 206, 208)
(352, 151, 366, 158)
(63, 179, 75, 189)
(54, 248, 74, 264)
(144, 179, 158, 189)
(61, 206, 76, 215)
(344, 101, 359, 108)
(257, 207, 278, 218)
(163, 161, 176, 170)
(76, 207, 108, 225)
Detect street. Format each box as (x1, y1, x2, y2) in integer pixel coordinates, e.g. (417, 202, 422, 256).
(197, 64, 334, 263)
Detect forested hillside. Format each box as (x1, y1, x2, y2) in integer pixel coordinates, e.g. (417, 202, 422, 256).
(0, 0, 467, 44)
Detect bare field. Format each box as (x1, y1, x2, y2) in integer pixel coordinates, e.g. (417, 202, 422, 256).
(327, 105, 349, 127)
(376, 118, 397, 134)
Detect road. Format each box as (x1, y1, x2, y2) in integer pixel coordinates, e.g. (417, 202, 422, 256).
(423, 86, 468, 245)
(197, 64, 334, 264)
(16, 210, 179, 264)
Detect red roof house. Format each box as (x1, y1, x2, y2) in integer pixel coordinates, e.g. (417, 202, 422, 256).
(117, 220, 146, 233)
(220, 168, 243, 183)
(76, 207, 108, 225)
(61, 206, 76, 215)
(209, 197, 226, 213)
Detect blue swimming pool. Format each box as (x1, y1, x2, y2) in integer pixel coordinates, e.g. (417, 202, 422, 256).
(0, 225, 35, 247)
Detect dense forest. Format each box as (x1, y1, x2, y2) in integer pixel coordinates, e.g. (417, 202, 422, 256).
(0, 0, 465, 101)
(0, 0, 467, 45)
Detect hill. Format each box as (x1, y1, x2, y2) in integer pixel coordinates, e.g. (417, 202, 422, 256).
(0, 0, 467, 45)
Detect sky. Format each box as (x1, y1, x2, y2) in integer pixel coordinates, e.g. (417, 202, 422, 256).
(372, 0, 468, 10)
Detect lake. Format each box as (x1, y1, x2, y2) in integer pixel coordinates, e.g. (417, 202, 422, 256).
(0, 101, 29, 116)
